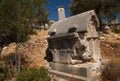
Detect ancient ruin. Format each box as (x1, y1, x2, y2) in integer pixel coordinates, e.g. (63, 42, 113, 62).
(45, 10, 103, 81)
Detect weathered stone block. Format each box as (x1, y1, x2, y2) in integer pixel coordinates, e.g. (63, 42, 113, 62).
(45, 10, 103, 81)
(49, 62, 99, 77)
(49, 68, 101, 81)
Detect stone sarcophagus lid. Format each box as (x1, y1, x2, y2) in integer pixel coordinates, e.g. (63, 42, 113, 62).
(45, 10, 102, 81)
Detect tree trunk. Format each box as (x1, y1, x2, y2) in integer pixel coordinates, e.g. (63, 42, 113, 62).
(15, 43, 21, 77)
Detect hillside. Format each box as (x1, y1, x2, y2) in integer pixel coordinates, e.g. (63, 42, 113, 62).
(1, 30, 48, 68)
(100, 30, 120, 59)
(1, 30, 120, 68)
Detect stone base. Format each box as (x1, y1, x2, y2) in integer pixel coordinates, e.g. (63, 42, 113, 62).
(49, 62, 101, 81)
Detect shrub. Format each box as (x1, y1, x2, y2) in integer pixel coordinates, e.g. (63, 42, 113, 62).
(16, 66, 50, 81)
(0, 64, 13, 81)
(113, 28, 120, 33)
(101, 59, 120, 81)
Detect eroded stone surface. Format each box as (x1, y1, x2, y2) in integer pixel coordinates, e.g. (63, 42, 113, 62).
(45, 10, 102, 81)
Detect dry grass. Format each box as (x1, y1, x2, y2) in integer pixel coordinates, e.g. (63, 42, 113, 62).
(100, 30, 120, 81)
(1, 30, 48, 68)
(101, 58, 120, 81)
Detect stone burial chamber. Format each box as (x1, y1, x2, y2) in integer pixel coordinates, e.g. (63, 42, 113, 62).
(45, 10, 103, 81)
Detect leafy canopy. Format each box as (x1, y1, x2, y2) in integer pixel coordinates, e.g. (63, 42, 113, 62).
(0, 0, 49, 45)
(69, 0, 120, 22)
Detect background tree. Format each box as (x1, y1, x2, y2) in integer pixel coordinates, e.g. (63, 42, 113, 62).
(0, 0, 49, 46)
(33, 0, 50, 26)
(0, 0, 49, 78)
(69, 0, 120, 24)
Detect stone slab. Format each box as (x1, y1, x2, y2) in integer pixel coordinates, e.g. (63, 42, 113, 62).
(49, 69, 87, 81)
(49, 62, 99, 77)
(49, 69, 101, 81)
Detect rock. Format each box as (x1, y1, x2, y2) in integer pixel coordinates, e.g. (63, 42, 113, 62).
(104, 25, 110, 30)
(116, 36, 120, 40)
(100, 36, 105, 40)
(114, 34, 118, 37)
(105, 44, 110, 47)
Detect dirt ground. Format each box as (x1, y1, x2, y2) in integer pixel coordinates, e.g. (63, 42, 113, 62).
(100, 30, 120, 65)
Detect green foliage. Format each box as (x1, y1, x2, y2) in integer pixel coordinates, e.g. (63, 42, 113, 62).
(16, 67, 50, 81)
(69, 0, 120, 22)
(101, 60, 120, 81)
(0, 0, 49, 45)
(114, 29, 120, 33)
(33, 0, 50, 25)
(0, 64, 13, 81)
(0, 63, 50, 81)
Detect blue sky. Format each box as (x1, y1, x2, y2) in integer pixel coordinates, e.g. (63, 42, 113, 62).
(46, 0, 120, 22)
(46, 0, 71, 20)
